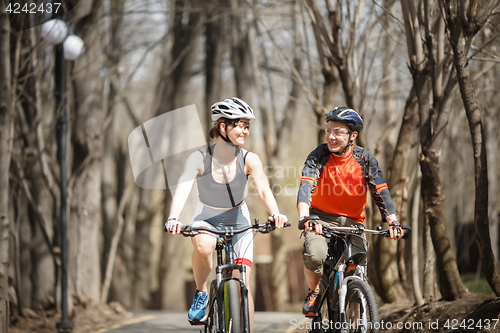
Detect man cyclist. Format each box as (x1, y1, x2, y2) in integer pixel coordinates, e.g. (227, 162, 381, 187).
(164, 97, 287, 333)
(297, 107, 403, 317)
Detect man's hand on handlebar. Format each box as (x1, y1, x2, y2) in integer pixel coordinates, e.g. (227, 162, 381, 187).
(164, 218, 183, 235)
(270, 213, 288, 229)
(299, 216, 322, 235)
(386, 214, 403, 240)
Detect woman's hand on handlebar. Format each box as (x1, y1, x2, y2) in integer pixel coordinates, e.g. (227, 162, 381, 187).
(164, 218, 183, 235)
(270, 213, 288, 228)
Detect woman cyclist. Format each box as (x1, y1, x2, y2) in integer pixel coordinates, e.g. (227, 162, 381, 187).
(164, 97, 287, 333)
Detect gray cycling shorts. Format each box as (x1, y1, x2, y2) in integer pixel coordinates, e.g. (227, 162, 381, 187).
(302, 209, 366, 274)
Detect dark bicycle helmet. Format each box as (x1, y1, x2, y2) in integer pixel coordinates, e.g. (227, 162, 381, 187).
(325, 107, 363, 132)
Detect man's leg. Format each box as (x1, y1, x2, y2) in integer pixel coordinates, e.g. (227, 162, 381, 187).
(302, 231, 327, 316)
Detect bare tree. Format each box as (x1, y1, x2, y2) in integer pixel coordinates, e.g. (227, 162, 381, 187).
(374, 86, 419, 303)
(0, 3, 12, 331)
(230, 0, 255, 105)
(442, 0, 500, 296)
(401, 0, 468, 300)
(205, 0, 225, 136)
(67, 0, 106, 305)
(100, 0, 127, 305)
(158, 0, 206, 310)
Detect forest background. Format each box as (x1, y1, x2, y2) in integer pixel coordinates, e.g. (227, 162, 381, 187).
(1, 0, 500, 331)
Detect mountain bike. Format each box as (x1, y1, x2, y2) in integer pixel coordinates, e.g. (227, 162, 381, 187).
(180, 218, 290, 333)
(299, 215, 411, 333)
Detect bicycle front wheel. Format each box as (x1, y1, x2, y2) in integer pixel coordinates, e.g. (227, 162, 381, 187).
(206, 280, 219, 333)
(343, 280, 379, 333)
(225, 279, 242, 333)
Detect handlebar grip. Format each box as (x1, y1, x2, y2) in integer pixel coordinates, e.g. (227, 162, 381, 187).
(298, 215, 320, 230)
(284, 221, 291, 228)
(402, 225, 412, 240)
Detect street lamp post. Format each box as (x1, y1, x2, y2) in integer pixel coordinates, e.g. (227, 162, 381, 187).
(54, 40, 73, 333)
(41, 18, 84, 333)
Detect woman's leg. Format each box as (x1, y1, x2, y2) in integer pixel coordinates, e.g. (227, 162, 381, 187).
(191, 233, 216, 292)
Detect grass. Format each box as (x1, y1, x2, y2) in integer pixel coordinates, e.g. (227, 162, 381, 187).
(461, 272, 496, 296)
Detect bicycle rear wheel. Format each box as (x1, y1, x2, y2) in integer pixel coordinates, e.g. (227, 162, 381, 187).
(225, 279, 242, 333)
(206, 280, 219, 333)
(343, 280, 379, 333)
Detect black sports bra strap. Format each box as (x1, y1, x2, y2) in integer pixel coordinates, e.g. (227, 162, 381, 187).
(198, 149, 206, 160)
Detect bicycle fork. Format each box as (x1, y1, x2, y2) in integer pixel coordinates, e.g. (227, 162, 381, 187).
(215, 241, 250, 333)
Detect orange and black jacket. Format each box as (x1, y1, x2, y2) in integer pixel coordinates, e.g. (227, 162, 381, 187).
(297, 144, 396, 223)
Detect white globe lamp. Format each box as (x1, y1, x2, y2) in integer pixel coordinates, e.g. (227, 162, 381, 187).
(63, 35, 85, 61)
(41, 19, 68, 45)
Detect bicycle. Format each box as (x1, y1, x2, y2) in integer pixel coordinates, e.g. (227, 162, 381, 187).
(180, 218, 290, 333)
(298, 215, 411, 333)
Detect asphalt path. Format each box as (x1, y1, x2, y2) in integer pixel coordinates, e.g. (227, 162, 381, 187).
(96, 311, 310, 333)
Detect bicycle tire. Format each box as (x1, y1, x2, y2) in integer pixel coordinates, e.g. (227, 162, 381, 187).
(225, 279, 242, 333)
(343, 280, 379, 333)
(206, 280, 219, 333)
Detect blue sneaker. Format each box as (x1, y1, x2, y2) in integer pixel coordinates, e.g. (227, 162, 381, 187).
(188, 290, 208, 323)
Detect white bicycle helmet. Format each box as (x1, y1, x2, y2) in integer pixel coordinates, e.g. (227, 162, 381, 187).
(211, 97, 255, 123)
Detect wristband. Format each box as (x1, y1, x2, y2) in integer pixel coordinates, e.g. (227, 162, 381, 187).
(389, 220, 401, 227)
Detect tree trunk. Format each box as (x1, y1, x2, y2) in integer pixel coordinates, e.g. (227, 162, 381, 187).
(420, 152, 468, 299)
(205, 0, 224, 139)
(68, 1, 105, 305)
(402, 0, 468, 301)
(28, 26, 56, 310)
(158, 0, 205, 310)
(411, 175, 424, 305)
(101, 0, 126, 305)
(230, 0, 255, 105)
(446, 8, 500, 296)
(373, 87, 418, 303)
(0, 4, 11, 330)
(423, 204, 437, 301)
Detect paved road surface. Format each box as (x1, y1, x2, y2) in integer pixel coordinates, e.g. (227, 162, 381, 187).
(97, 311, 310, 333)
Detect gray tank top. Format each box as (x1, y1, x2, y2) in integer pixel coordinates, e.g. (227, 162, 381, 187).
(196, 145, 249, 209)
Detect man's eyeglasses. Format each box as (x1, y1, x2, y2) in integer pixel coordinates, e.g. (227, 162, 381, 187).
(325, 128, 350, 137)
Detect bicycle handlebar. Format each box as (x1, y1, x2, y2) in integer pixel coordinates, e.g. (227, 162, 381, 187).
(298, 215, 411, 239)
(180, 219, 291, 238)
